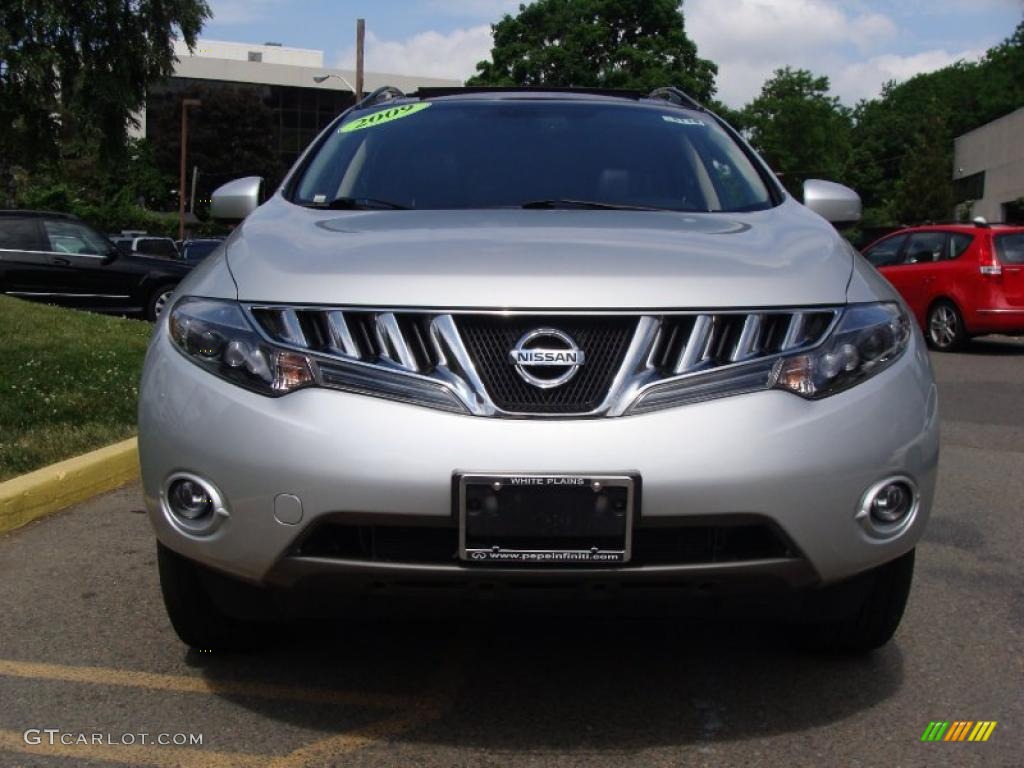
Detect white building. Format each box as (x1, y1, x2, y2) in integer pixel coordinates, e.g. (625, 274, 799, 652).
(953, 107, 1024, 224)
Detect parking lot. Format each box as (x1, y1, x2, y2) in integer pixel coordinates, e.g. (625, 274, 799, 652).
(0, 336, 1021, 768)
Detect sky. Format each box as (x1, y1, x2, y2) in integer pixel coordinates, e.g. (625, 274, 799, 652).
(200, 0, 1024, 107)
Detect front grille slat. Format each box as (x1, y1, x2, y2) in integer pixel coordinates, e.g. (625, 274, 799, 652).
(247, 306, 839, 417)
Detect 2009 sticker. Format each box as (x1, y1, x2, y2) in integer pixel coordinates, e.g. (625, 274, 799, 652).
(340, 102, 433, 133)
(662, 115, 705, 126)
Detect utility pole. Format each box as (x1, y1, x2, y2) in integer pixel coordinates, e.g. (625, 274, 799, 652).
(189, 166, 199, 215)
(178, 98, 201, 241)
(355, 18, 365, 97)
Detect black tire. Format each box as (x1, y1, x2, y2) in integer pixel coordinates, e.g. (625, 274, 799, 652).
(157, 542, 266, 651)
(797, 549, 915, 654)
(145, 283, 177, 322)
(926, 300, 967, 351)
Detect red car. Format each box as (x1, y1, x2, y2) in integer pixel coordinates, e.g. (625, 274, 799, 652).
(862, 222, 1024, 350)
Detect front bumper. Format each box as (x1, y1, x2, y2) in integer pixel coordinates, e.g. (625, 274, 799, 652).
(140, 324, 939, 587)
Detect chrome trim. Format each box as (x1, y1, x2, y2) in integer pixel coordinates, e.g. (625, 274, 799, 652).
(375, 312, 419, 371)
(0, 247, 109, 259)
(243, 304, 842, 418)
(325, 310, 360, 357)
(276, 308, 307, 346)
(976, 308, 1024, 315)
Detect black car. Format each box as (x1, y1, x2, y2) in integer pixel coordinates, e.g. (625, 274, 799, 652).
(0, 210, 192, 320)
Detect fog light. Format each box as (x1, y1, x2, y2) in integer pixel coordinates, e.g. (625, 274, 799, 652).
(168, 478, 214, 520)
(870, 481, 913, 524)
(858, 476, 919, 538)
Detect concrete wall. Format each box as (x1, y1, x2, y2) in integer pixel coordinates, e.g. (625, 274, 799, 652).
(953, 107, 1024, 222)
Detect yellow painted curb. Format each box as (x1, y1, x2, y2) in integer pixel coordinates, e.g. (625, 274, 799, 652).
(0, 437, 139, 535)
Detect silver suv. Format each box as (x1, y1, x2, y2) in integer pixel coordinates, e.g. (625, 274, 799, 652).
(139, 87, 939, 652)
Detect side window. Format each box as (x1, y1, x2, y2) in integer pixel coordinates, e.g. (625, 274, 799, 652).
(0, 218, 44, 251)
(863, 234, 907, 268)
(903, 232, 947, 264)
(995, 233, 1024, 265)
(947, 233, 973, 260)
(42, 219, 112, 256)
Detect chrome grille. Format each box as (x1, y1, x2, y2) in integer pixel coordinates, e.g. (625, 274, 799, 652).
(246, 306, 840, 417)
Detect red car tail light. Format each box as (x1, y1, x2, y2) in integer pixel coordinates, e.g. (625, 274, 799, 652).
(978, 238, 1002, 277)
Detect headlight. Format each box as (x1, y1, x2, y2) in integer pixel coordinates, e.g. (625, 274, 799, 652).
(168, 298, 315, 395)
(773, 302, 911, 399)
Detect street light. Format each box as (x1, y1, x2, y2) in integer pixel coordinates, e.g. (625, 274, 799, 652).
(178, 97, 201, 241)
(313, 73, 356, 92)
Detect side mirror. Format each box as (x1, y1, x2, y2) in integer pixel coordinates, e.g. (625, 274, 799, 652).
(802, 179, 861, 227)
(210, 176, 264, 222)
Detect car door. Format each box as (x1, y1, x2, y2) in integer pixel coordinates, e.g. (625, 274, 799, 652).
(0, 216, 51, 294)
(889, 231, 947, 323)
(38, 218, 137, 308)
(994, 231, 1024, 308)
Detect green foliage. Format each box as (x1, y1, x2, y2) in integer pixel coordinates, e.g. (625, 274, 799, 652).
(468, 0, 717, 101)
(0, 295, 153, 480)
(145, 83, 283, 218)
(740, 67, 852, 196)
(846, 19, 1024, 225)
(0, 0, 210, 206)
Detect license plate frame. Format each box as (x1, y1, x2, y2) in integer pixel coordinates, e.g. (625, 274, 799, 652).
(456, 473, 636, 565)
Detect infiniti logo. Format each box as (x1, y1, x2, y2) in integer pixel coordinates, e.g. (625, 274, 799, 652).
(509, 328, 586, 388)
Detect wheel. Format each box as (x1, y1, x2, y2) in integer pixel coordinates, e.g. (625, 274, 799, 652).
(157, 542, 267, 651)
(146, 284, 177, 321)
(797, 549, 915, 653)
(926, 301, 967, 351)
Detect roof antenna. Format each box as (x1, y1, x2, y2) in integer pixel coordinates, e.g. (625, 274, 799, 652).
(973, 216, 989, 228)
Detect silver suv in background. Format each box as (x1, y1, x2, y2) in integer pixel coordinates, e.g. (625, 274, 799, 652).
(139, 87, 939, 653)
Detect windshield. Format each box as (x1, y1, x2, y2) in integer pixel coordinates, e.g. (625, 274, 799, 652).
(292, 100, 774, 213)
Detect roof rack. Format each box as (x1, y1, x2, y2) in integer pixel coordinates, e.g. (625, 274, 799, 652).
(646, 87, 704, 112)
(354, 86, 406, 110)
(414, 85, 644, 100)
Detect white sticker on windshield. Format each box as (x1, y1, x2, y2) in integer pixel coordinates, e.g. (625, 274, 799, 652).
(662, 115, 705, 126)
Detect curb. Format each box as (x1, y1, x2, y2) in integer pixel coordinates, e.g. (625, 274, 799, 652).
(0, 438, 139, 535)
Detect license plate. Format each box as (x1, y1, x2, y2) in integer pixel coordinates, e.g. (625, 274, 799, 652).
(457, 473, 635, 564)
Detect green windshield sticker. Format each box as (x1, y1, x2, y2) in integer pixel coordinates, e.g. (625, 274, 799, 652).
(662, 115, 705, 126)
(340, 102, 433, 133)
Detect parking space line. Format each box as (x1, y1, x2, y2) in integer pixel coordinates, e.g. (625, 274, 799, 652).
(0, 729, 271, 768)
(0, 658, 412, 709)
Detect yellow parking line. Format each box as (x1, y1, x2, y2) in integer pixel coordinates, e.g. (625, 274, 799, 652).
(0, 729, 270, 768)
(0, 658, 412, 709)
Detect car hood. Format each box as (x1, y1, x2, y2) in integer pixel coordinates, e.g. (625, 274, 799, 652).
(225, 196, 853, 309)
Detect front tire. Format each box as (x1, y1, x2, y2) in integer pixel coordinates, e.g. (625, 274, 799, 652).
(157, 542, 266, 651)
(146, 284, 177, 321)
(798, 549, 915, 653)
(926, 301, 967, 351)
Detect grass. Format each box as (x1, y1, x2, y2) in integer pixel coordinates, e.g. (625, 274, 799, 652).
(0, 296, 153, 481)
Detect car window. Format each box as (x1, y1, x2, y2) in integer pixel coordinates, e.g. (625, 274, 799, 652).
(863, 234, 907, 268)
(995, 232, 1024, 264)
(42, 219, 111, 256)
(0, 218, 43, 251)
(948, 233, 973, 260)
(183, 241, 220, 261)
(137, 238, 178, 258)
(903, 232, 946, 265)
(294, 101, 774, 213)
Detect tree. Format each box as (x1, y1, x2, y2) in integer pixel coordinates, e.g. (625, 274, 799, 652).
(0, 0, 210, 204)
(890, 105, 954, 224)
(467, 0, 717, 101)
(145, 83, 282, 217)
(740, 67, 852, 196)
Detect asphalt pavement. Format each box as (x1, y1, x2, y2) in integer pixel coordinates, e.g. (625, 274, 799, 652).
(0, 335, 1021, 768)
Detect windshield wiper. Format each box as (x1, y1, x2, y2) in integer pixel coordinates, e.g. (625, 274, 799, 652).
(519, 199, 670, 211)
(318, 196, 410, 210)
